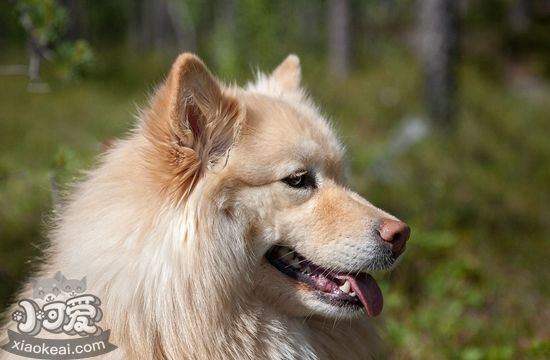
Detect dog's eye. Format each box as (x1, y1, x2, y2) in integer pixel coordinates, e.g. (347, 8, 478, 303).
(282, 171, 315, 189)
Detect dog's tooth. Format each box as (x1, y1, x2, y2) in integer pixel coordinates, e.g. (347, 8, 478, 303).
(349, 291, 356, 297)
(290, 258, 301, 268)
(339, 280, 351, 294)
(304, 266, 312, 274)
(281, 252, 293, 262)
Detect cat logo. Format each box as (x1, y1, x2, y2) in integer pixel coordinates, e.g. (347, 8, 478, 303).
(1, 272, 117, 359)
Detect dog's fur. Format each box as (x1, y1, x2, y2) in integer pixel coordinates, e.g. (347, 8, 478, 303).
(1, 54, 406, 359)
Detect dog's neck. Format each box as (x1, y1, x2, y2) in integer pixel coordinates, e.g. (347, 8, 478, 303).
(93, 204, 376, 358)
(44, 149, 379, 359)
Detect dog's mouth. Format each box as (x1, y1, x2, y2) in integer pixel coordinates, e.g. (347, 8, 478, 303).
(265, 245, 383, 316)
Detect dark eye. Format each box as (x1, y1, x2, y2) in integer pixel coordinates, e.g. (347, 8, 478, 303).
(282, 171, 315, 189)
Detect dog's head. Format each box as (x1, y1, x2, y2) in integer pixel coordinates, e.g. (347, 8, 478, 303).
(141, 54, 410, 319)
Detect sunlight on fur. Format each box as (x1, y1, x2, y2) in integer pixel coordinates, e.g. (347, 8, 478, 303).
(1, 53, 410, 360)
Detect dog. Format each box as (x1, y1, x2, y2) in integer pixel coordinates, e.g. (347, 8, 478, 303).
(1, 53, 410, 359)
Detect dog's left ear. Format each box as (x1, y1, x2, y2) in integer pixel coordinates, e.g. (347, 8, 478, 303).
(271, 54, 301, 92)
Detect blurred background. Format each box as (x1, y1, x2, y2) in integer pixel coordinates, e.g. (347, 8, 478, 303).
(0, 0, 549, 358)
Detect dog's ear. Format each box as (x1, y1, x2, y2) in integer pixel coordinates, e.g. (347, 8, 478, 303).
(145, 53, 244, 201)
(271, 54, 301, 92)
(166, 53, 243, 164)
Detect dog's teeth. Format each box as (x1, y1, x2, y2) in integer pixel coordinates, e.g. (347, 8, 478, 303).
(281, 252, 293, 262)
(290, 258, 301, 268)
(304, 266, 312, 274)
(339, 280, 351, 294)
(349, 291, 356, 297)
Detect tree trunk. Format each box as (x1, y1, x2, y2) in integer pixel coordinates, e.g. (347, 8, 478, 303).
(62, 0, 87, 40)
(166, 0, 196, 52)
(210, 0, 237, 74)
(418, 0, 459, 129)
(328, 0, 351, 79)
(130, 0, 194, 54)
(508, 0, 530, 32)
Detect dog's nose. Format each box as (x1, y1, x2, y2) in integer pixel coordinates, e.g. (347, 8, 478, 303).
(378, 219, 410, 256)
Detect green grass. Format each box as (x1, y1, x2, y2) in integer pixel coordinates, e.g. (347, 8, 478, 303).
(0, 50, 549, 359)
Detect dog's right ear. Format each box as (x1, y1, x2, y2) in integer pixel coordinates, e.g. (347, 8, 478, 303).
(165, 54, 243, 160)
(146, 54, 244, 201)
(270, 54, 301, 92)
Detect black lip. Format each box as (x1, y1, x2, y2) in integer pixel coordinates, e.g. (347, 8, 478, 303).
(265, 246, 362, 308)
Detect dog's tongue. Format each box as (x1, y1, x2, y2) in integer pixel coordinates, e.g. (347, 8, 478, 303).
(340, 273, 383, 317)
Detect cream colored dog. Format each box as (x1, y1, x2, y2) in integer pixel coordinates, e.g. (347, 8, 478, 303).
(1, 54, 410, 359)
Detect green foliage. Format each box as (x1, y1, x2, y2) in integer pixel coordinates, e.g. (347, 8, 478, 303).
(55, 39, 95, 79)
(11, 0, 95, 80)
(14, 0, 67, 45)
